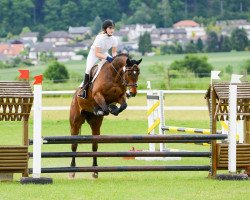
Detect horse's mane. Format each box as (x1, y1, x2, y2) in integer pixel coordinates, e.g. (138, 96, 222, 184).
(113, 53, 129, 59)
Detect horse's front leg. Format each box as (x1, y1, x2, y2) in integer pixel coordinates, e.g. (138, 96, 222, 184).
(93, 92, 109, 116)
(86, 114, 104, 179)
(109, 96, 127, 116)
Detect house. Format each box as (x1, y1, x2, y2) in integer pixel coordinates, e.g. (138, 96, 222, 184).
(29, 42, 80, 63)
(151, 28, 187, 40)
(239, 23, 250, 39)
(217, 19, 250, 39)
(117, 41, 138, 53)
(29, 42, 54, 61)
(68, 26, 91, 39)
(66, 41, 90, 52)
(119, 24, 156, 41)
(150, 28, 188, 47)
(0, 53, 8, 61)
(53, 46, 76, 62)
(114, 30, 130, 42)
(43, 31, 74, 46)
(20, 32, 39, 43)
(173, 20, 206, 40)
(0, 43, 25, 57)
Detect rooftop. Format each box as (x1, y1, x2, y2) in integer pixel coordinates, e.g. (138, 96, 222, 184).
(173, 20, 200, 28)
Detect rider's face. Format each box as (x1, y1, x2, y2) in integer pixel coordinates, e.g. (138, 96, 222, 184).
(106, 26, 115, 36)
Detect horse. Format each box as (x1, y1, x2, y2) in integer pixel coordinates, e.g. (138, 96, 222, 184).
(69, 54, 142, 178)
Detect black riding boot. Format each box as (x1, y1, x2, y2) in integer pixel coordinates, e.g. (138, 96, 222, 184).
(78, 74, 90, 99)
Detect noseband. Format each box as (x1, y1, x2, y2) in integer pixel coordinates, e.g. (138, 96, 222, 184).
(110, 63, 139, 87)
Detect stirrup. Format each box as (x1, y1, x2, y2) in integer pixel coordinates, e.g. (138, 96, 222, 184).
(78, 90, 87, 99)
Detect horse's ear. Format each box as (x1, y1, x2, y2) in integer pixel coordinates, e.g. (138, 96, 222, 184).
(136, 58, 142, 65)
(126, 58, 132, 67)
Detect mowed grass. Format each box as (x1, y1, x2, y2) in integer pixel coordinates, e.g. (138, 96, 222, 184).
(0, 117, 249, 200)
(0, 93, 249, 199)
(0, 51, 249, 90)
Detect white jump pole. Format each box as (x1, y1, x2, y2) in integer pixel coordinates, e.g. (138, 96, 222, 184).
(32, 84, 42, 178)
(228, 84, 237, 173)
(228, 74, 243, 174)
(158, 90, 165, 152)
(21, 75, 52, 184)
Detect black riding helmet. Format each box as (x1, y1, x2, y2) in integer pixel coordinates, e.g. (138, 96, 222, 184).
(102, 20, 115, 32)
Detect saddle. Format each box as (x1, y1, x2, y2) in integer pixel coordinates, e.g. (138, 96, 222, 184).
(79, 60, 106, 88)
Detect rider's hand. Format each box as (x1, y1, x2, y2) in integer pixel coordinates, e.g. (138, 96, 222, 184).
(106, 56, 113, 63)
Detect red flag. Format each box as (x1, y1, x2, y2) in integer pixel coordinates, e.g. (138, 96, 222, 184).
(18, 69, 29, 80)
(33, 75, 43, 85)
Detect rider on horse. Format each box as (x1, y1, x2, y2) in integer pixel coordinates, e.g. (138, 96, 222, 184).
(78, 19, 118, 99)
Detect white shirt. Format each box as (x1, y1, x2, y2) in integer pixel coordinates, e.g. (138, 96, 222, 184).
(90, 33, 118, 54)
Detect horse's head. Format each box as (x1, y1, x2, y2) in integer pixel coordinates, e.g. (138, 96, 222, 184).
(124, 58, 142, 97)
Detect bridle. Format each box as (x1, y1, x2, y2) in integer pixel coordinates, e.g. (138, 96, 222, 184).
(110, 63, 139, 87)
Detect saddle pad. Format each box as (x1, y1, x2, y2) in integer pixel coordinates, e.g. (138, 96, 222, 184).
(79, 60, 106, 87)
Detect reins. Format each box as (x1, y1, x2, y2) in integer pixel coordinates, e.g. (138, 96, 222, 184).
(110, 63, 127, 86)
(110, 62, 138, 87)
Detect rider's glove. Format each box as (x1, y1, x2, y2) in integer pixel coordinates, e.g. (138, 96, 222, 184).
(106, 56, 113, 63)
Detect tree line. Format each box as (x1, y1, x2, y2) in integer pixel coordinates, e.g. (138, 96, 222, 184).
(0, 0, 250, 37)
(138, 28, 249, 55)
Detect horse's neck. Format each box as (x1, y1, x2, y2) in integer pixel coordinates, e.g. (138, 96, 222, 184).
(111, 61, 125, 83)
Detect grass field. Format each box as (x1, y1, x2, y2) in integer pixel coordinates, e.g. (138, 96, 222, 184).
(1, 52, 250, 199)
(0, 118, 249, 200)
(0, 51, 249, 90)
(1, 93, 250, 200)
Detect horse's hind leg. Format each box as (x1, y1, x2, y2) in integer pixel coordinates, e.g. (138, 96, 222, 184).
(86, 114, 104, 178)
(69, 108, 85, 179)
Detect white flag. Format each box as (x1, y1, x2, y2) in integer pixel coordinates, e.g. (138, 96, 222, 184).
(211, 71, 221, 80)
(231, 74, 243, 83)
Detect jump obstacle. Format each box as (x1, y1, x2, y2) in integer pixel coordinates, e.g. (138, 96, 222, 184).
(1, 73, 250, 183)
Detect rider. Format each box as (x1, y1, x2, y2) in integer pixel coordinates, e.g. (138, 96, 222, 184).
(78, 19, 118, 99)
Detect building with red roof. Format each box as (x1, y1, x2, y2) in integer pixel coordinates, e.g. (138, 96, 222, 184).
(0, 44, 24, 57)
(173, 20, 200, 28)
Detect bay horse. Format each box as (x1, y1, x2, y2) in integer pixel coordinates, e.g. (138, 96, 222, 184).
(69, 54, 142, 178)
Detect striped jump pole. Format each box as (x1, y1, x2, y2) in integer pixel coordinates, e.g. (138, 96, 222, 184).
(146, 82, 166, 153)
(162, 126, 222, 134)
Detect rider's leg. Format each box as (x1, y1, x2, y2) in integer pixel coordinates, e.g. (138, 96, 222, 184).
(78, 52, 97, 99)
(78, 73, 90, 99)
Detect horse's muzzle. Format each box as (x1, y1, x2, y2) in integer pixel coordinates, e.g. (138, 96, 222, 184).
(129, 87, 137, 97)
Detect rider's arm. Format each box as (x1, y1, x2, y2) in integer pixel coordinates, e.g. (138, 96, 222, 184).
(94, 47, 108, 60)
(112, 47, 117, 57)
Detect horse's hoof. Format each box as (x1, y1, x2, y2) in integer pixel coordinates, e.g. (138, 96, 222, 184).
(92, 172, 98, 179)
(94, 110, 104, 116)
(69, 172, 75, 179)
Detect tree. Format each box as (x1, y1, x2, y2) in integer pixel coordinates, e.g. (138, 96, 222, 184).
(220, 35, 232, 52)
(138, 32, 152, 55)
(44, 0, 63, 30)
(61, 1, 78, 27)
(196, 38, 203, 52)
(20, 27, 31, 35)
(242, 59, 250, 74)
(185, 41, 197, 53)
(170, 55, 213, 77)
(44, 61, 69, 83)
(230, 28, 249, 51)
(127, 3, 152, 24)
(157, 0, 173, 27)
(91, 16, 102, 35)
(206, 31, 219, 52)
